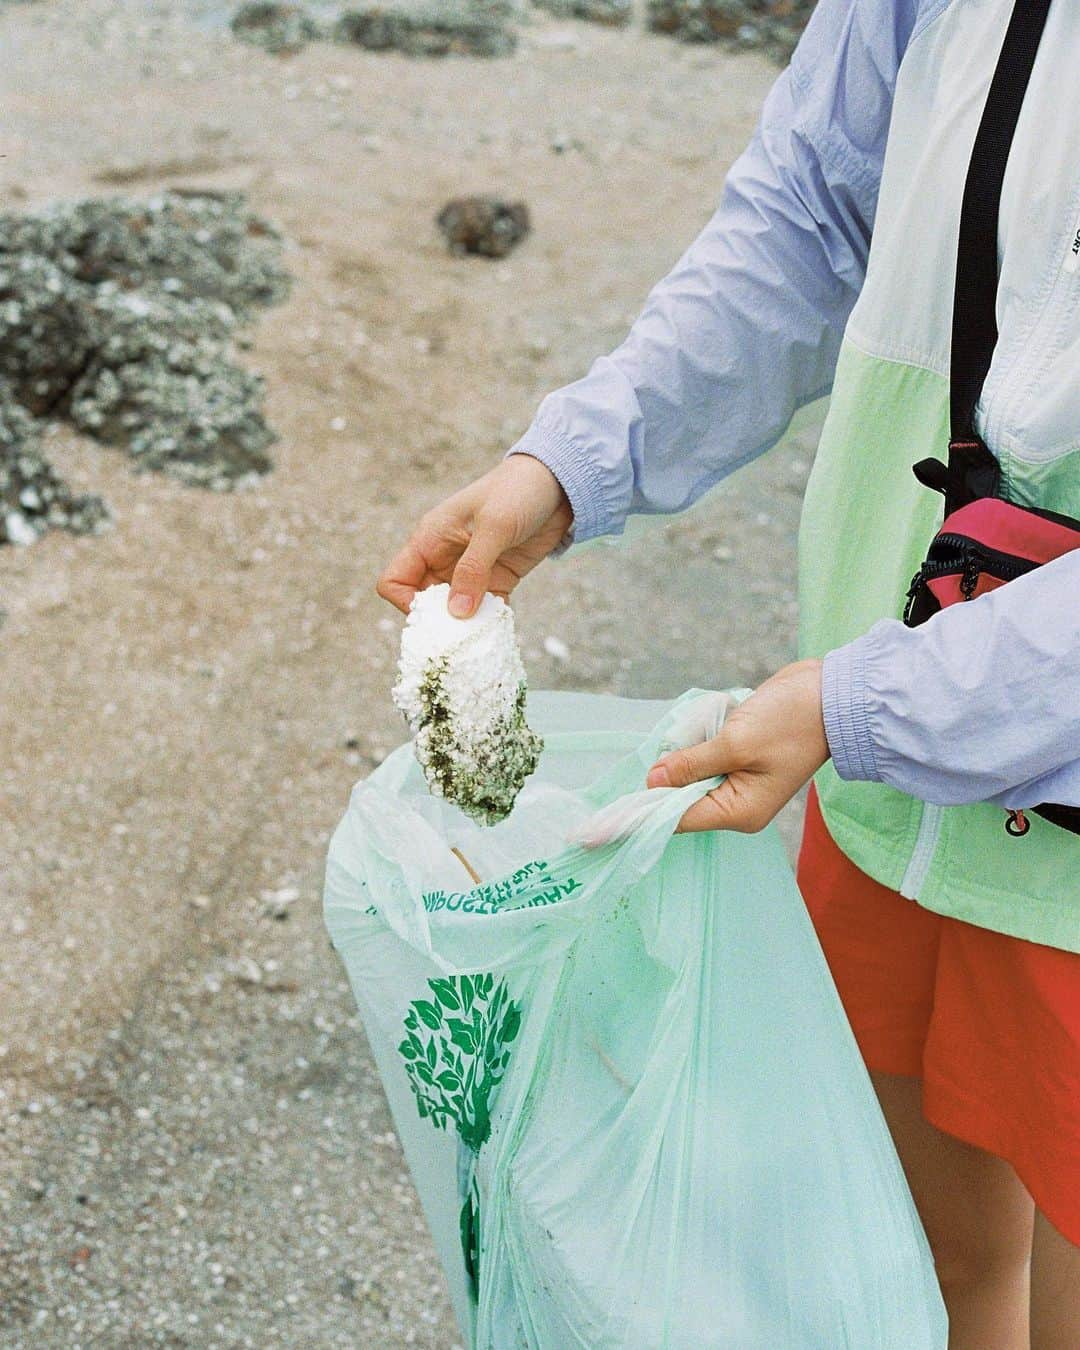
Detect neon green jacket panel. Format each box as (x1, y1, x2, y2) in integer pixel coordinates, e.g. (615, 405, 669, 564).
(799, 338, 1079, 953)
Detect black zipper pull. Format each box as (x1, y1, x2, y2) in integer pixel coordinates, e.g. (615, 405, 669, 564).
(959, 549, 981, 600)
(902, 569, 924, 624)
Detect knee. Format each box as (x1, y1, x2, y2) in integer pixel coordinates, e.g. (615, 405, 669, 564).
(928, 1225, 1030, 1295)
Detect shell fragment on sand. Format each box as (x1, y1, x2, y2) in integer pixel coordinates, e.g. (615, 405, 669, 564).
(392, 583, 543, 825)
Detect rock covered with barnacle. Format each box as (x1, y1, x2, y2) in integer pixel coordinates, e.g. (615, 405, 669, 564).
(392, 583, 543, 825)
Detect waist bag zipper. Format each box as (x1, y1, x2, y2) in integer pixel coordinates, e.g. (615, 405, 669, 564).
(959, 549, 980, 600)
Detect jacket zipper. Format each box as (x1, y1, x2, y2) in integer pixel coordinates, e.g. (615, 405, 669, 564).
(899, 802, 943, 901)
(983, 182, 1080, 457)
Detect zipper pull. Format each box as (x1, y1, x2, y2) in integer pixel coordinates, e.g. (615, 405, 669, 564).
(959, 550, 980, 600)
(903, 569, 924, 624)
(1065, 218, 1080, 275)
(1005, 809, 1030, 838)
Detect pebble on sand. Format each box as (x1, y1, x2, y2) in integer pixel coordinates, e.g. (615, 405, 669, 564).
(436, 196, 531, 259)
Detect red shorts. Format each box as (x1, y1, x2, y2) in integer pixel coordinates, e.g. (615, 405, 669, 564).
(796, 783, 1080, 1246)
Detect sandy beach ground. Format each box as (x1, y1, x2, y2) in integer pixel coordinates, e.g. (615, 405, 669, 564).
(0, 3, 825, 1343)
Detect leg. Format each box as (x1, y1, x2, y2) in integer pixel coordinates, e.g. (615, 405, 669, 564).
(1031, 1209, 1080, 1350)
(871, 1070, 1034, 1350)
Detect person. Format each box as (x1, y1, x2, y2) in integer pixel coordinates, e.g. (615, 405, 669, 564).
(377, 0, 1080, 1342)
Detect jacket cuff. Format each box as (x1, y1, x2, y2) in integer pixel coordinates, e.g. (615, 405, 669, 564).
(821, 638, 882, 784)
(505, 413, 612, 548)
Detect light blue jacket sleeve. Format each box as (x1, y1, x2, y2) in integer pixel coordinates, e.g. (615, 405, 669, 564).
(823, 551, 1080, 809)
(507, 0, 927, 544)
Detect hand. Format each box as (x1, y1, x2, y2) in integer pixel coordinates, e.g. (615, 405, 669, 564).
(567, 690, 749, 849)
(645, 659, 829, 834)
(376, 455, 573, 619)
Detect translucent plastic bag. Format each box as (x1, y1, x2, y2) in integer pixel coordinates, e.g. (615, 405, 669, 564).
(324, 690, 947, 1348)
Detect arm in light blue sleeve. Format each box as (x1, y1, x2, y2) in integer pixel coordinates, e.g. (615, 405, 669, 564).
(507, 0, 932, 544)
(822, 551, 1080, 809)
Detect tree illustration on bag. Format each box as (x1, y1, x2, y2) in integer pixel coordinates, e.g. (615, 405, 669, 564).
(399, 972, 522, 1300)
(398, 972, 522, 1154)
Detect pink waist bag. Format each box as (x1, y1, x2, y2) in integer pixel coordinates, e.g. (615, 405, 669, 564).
(899, 0, 1079, 838)
(902, 443, 1080, 838)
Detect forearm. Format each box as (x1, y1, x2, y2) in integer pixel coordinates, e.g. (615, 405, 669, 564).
(823, 551, 1080, 808)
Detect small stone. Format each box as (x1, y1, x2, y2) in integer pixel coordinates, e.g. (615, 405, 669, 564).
(230, 955, 264, 986)
(260, 885, 300, 920)
(542, 634, 570, 662)
(532, 29, 581, 51)
(436, 197, 530, 260)
(4, 510, 38, 547)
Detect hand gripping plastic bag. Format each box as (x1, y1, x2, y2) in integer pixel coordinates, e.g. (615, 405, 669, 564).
(324, 690, 947, 1349)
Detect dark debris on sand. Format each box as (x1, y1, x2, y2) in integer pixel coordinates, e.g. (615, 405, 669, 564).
(436, 197, 531, 259)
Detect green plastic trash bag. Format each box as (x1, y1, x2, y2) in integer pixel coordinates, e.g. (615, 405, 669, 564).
(324, 690, 947, 1349)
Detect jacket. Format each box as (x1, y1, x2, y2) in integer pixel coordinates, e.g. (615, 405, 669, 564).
(507, 0, 1080, 951)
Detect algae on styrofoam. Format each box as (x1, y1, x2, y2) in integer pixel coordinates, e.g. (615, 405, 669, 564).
(414, 656, 543, 826)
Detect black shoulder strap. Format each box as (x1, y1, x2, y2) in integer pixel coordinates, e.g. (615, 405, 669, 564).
(915, 0, 1054, 514)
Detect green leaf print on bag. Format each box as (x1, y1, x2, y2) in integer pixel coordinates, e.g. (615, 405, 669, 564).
(398, 973, 521, 1154)
(399, 973, 523, 1300)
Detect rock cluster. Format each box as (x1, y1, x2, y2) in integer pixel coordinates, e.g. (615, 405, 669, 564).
(0, 191, 289, 544)
(232, 1, 519, 58)
(0, 396, 109, 547)
(230, 0, 813, 60)
(646, 0, 815, 61)
(333, 5, 517, 57)
(231, 2, 321, 54)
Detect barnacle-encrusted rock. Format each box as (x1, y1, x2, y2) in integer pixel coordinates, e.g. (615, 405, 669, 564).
(436, 197, 530, 259)
(231, 2, 322, 54)
(393, 583, 543, 825)
(0, 253, 95, 415)
(0, 387, 110, 546)
(0, 192, 290, 318)
(646, 0, 815, 62)
(0, 191, 289, 541)
(333, 5, 517, 58)
(69, 289, 273, 486)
